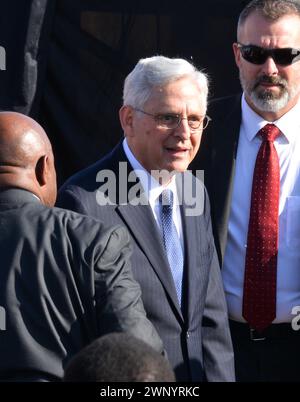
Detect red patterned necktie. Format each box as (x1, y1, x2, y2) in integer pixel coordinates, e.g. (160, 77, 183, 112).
(242, 124, 281, 332)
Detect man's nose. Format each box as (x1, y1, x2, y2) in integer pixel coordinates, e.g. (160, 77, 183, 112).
(261, 56, 279, 75)
(174, 118, 191, 140)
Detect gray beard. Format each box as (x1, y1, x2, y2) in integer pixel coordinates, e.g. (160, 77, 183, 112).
(248, 89, 290, 112)
(239, 73, 298, 113)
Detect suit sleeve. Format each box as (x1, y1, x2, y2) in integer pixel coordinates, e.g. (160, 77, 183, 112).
(92, 224, 164, 354)
(201, 191, 235, 382)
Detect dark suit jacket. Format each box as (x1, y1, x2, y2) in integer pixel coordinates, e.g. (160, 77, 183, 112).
(0, 188, 162, 381)
(57, 142, 235, 382)
(191, 95, 242, 265)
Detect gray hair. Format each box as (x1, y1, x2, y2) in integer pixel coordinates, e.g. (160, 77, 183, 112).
(238, 0, 300, 39)
(123, 55, 208, 109)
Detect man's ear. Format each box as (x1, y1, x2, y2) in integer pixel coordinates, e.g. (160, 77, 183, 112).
(35, 155, 48, 186)
(233, 42, 242, 68)
(119, 105, 134, 137)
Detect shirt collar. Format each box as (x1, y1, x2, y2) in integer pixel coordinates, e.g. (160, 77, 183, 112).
(241, 93, 300, 144)
(122, 138, 177, 206)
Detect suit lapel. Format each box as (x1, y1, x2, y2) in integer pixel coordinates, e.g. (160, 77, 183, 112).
(176, 172, 206, 322)
(111, 146, 183, 320)
(117, 202, 183, 321)
(181, 206, 199, 322)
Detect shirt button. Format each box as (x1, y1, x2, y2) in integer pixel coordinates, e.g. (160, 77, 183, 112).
(186, 331, 190, 338)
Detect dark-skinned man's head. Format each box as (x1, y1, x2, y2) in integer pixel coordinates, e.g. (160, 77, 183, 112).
(0, 112, 57, 206)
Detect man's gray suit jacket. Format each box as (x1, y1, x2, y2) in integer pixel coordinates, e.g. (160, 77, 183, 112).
(57, 142, 235, 382)
(0, 188, 162, 381)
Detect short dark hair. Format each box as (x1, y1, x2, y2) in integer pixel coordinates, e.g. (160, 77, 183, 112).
(64, 333, 175, 382)
(238, 0, 300, 29)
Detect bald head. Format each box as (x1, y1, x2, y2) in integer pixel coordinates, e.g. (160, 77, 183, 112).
(0, 112, 51, 165)
(0, 112, 57, 206)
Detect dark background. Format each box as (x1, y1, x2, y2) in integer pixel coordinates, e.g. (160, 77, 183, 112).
(0, 0, 248, 186)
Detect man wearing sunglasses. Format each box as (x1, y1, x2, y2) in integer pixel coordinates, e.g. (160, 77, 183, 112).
(57, 55, 235, 382)
(192, 0, 300, 382)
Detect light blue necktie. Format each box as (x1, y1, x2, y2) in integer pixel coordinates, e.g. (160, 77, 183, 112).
(159, 189, 184, 304)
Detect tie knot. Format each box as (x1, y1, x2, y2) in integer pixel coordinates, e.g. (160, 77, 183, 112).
(259, 124, 280, 142)
(160, 189, 174, 209)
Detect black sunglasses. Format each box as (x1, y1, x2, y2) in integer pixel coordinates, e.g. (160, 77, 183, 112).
(237, 43, 300, 66)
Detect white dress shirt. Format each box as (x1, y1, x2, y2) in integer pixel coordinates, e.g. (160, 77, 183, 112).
(222, 94, 300, 323)
(122, 138, 184, 252)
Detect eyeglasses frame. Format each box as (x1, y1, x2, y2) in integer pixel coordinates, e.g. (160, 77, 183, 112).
(133, 108, 211, 131)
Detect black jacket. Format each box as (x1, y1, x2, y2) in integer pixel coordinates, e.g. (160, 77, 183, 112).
(0, 188, 163, 381)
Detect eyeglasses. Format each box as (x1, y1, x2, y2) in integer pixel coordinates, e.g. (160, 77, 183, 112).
(133, 108, 211, 131)
(237, 43, 300, 66)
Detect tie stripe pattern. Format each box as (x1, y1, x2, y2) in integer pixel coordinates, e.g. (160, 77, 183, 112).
(159, 189, 184, 304)
(243, 124, 280, 332)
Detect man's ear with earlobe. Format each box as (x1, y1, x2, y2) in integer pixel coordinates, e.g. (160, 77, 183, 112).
(233, 43, 242, 68)
(35, 155, 48, 186)
(119, 105, 135, 137)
